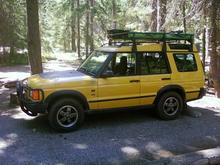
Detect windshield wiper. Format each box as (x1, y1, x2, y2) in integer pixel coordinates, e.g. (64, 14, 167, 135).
(78, 67, 95, 76)
(78, 67, 86, 73)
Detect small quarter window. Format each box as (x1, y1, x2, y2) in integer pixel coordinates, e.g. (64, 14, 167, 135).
(173, 54, 197, 72)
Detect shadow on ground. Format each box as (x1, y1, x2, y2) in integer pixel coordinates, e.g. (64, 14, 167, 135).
(1, 101, 220, 164)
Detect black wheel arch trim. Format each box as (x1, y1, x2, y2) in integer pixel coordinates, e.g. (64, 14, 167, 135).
(45, 90, 90, 111)
(154, 85, 186, 104)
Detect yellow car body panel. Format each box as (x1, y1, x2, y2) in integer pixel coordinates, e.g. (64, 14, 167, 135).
(26, 43, 205, 111)
(97, 75, 140, 109)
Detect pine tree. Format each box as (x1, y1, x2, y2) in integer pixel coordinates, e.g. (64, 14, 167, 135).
(76, 0, 80, 58)
(71, 0, 76, 52)
(210, 0, 220, 97)
(26, 0, 43, 74)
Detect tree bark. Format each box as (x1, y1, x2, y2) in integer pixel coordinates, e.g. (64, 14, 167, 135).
(202, 3, 208, 71)
(26, 0, 43, 74)
(71, 0, 76, 52)
(159, 0, 166, 31)
(202, 27, 206, 70)
(112, 0, 117, 29)
(182, 1, 187, 33)
(210, 0, 220, 97)
(85, 0, 89, 58)
(89, 0, 94, 52)
(149, 0, 157, 32)
(76, 0, 81, 59)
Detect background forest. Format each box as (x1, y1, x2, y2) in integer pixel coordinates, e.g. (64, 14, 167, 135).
(1, 0, 220, 95)
(0, 0, 213, 59)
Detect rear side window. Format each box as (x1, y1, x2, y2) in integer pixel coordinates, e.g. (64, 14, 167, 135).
(140, 52, 170, 75)
(173, 54, 197, 72)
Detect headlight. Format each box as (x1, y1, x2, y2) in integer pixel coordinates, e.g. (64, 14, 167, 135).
(29, 89, 42, 101)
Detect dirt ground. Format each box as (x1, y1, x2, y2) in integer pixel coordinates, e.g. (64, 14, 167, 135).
(0, 60, 77, 110)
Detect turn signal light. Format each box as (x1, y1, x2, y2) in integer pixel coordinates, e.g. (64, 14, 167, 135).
(30, 89, 41, 101)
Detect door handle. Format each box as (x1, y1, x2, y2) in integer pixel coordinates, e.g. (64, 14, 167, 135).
(161, 78, 171, 80)
(129, 80, 140, 83)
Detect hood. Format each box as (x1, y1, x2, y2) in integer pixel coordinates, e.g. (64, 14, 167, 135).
(27, 70, 95, 89)
(39, 70, 85, 79)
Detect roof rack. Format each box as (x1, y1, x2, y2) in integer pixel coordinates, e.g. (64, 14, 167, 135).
(107, 29, 194, 52)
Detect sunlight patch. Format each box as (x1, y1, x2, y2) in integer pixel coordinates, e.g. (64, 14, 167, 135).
(10, 109, 33, 120)
(11, 112, 33, 120)
(72, 143, 88, 150)
(121, 146, 140, 158)
(0, 133, 17, 155)
(1, 108, 33, 120)
(145, 142, 174, 159)
(0, 71, 29, 82)
(188, 96, 220, 110)
(197, 148, 220, 158)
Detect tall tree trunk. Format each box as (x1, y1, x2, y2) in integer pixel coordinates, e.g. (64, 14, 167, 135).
(26, 0, 43, 74)
(159, 0, 166, 31)
(64, 38, 67, 52)
(71, 0, 76, 52)
(182, 1, 187, 33)
(210, 0, 220, 97)
(10, 43, 15, 57)
(149, 0, 157, 32)
(202, 2, 208, 71)
(89, 0, 94, 52)
(76, 0, 81, 59)
(156, 0, 160, 32)
(85, 0, 89, 57)
(202, 27, 206, 70)
(112, 0, 117, 29)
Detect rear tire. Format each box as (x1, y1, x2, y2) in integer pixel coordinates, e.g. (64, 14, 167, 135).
(48, 98, 85, 132)
(156, 92, 184, 120)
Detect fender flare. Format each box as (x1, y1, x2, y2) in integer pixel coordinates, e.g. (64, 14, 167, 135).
(154, 85, 186, 104)
(45, 90, 89, 111)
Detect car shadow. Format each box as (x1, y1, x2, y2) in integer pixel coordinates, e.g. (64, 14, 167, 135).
(22, 108, 157, 134)
(82, 108, 157, 130)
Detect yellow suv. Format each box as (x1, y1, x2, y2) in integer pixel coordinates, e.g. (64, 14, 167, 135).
(17, 30, 205, 132)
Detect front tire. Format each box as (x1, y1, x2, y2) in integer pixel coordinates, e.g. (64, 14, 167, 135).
(48, 98, 85, 132)
(156, 92, 184, 120)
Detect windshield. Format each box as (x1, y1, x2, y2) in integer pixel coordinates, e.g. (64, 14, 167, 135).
(78, 51, 109, 76)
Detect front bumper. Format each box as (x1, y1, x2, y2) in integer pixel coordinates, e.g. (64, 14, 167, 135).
(16, 81, 47, 116)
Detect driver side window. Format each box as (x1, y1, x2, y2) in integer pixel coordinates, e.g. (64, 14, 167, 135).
(105, 53, 136, 76)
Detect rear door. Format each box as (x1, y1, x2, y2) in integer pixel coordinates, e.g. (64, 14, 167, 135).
(139, 52, 171, 105)
(172, 53, 204, 100)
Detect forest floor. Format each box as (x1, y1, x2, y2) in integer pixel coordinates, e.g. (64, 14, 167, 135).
(1, 60, 220, 164)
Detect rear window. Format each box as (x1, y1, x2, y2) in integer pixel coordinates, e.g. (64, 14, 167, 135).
(173, 54, 197, 72)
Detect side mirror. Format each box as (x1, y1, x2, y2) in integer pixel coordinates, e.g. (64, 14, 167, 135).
(101, 70, 114, 78)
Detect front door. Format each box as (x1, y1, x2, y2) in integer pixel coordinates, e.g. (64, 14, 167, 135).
(97, 52, 140, 109)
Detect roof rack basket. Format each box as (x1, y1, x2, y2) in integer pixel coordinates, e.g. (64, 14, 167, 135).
(107, 29, 194, 52)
